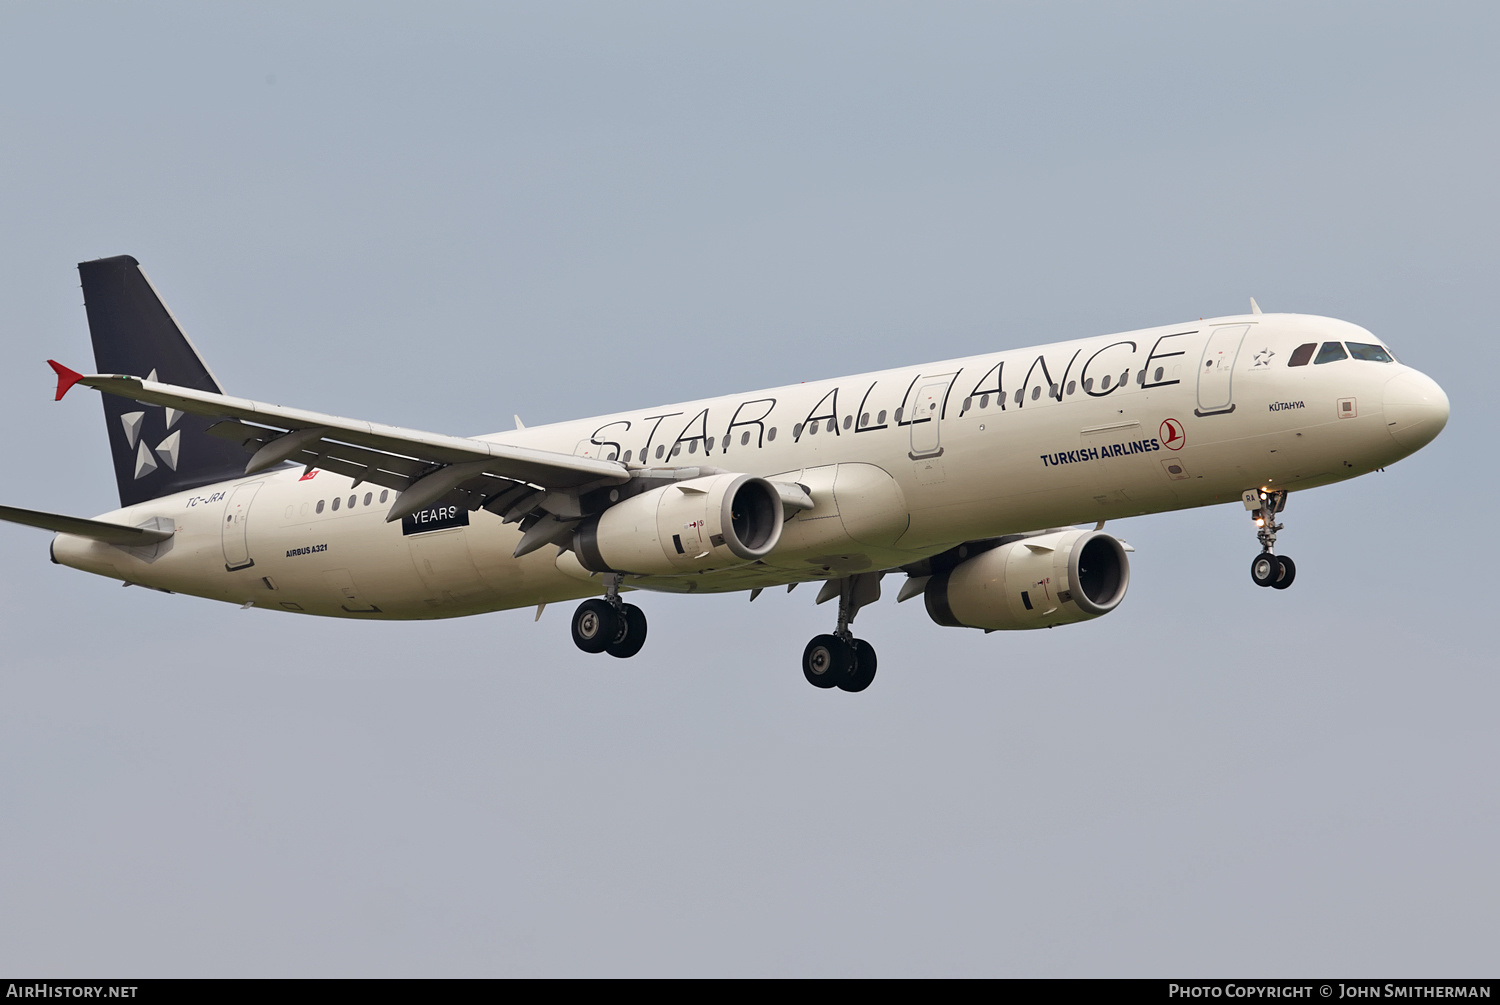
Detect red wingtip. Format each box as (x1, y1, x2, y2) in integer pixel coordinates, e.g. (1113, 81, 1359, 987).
(47, 360, 84, 401)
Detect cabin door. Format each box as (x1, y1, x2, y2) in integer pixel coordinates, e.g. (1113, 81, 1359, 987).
(1195, 324, 1250, 415)
(221, 481, 263, 571)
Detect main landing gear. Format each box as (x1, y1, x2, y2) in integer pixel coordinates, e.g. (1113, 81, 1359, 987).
(1245, 488, 1296, 590)
(801, 573, 880, 693)
(570, 574, 648, 658)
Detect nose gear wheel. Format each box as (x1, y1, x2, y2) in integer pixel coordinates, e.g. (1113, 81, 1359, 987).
(1246, 488, 1296, 590)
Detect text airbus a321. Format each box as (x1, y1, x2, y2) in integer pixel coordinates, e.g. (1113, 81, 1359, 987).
(0, 257, 1449, 691)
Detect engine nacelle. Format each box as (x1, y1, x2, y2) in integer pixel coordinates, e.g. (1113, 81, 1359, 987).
(574, 473, 784, 575)
(924, 529, 1129, 630)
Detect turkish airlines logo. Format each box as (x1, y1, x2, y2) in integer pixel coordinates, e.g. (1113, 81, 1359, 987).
(118, 369, 185, 479)
(1159, 418, 1186, 450)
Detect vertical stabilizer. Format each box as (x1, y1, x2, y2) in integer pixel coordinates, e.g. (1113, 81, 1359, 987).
(78, 256, 249, 507)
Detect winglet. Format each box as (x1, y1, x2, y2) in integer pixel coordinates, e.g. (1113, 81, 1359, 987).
(47, 360, 84, 401)
(1249, 297, 1263, 315)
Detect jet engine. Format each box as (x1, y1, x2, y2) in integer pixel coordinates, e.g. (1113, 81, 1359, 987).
(924, 529, 1129, 630)
(574, 473, 783, 576)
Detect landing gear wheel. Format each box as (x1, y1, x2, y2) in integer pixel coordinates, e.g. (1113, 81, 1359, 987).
(1246, 489, 1294, 590)
(605, 603, 648, 658)
(571, 598, 620, 654)
(839, 638, 878, 693)
(1271, 555, 1296, 590)
(1250, 553, 1279, 588)
(803, 634, 853, 689)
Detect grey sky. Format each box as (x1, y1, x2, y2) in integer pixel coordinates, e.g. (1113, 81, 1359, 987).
(0, 3, 1495, 976)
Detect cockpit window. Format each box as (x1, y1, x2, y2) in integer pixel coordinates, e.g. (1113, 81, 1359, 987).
(1287, 343, 1317, 367)
(1346, 341, 1394, 362)
(1313, 342, 1348, 364)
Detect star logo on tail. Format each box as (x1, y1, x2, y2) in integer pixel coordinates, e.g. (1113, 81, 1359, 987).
(117, 369, 185, 480)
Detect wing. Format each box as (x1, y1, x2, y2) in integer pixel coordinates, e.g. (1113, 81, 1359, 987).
(54, 364, 629, 555)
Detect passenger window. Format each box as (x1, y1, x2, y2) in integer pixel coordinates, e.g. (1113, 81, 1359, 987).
(623, 450, 632, 463)
(379, 490, 389, 503)
(1314, 342, 1348, 364)
(315, 500, 324, 514)
(1287, 343, 1317, 367)
(348, 495, 356, 508)
(331, 497, 340, 511)
(363, 492, 372, 506)
(1347, 342, 1394, 362)
(767, 427, 777, 441)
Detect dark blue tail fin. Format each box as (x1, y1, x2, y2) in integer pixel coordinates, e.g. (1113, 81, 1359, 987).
(78, 256, 249, 507)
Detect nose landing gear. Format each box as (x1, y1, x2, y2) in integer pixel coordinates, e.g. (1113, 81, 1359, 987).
(570, 573, 649, 658)
(1245, 488, 1296, 590)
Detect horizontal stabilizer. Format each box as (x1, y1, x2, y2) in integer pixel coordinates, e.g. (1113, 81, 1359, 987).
(0, 504, 174, 545)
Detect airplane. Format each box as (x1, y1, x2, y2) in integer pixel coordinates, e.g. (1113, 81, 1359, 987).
(1, 256, 1450, 692)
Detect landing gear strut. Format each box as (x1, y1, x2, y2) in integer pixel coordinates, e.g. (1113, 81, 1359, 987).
(570, 573, 649, 658)
(1245, 488, 1296, 590)
(801, 573, 880, 692)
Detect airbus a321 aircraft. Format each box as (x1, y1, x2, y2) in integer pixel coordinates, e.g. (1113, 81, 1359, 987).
(1, 257, 1450, 692)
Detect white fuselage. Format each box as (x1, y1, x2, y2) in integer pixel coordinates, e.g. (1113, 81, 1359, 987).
(51, 313, 1445, 619)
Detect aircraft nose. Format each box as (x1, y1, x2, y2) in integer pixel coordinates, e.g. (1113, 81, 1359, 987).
(1383, 369, 1450, 451)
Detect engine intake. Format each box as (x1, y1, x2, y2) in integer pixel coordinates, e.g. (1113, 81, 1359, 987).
(924, 529, 1129, 630)
(574, 473, 783, 575)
